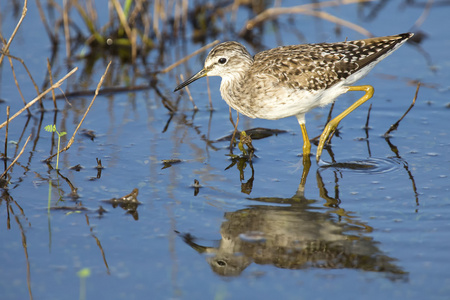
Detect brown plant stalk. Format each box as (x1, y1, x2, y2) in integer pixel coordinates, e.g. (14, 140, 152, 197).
(0, 0, 28, 65)
(0, 67, 78, 130)
(161, 40, 220, 74)
(241, 0, 374, 37)
(0, 134, 32, 179)
(46, 62, 112, 161)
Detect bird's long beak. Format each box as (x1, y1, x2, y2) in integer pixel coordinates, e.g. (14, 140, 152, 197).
(174, 69, 207, 92)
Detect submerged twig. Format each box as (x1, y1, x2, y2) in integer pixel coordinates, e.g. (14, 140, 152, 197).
(0, 134, 32, 179)
(0, 67, 78, 130)
(384, 83, 420, 137)
(364, 103, 372, 157)
(56, 169, 78, 198)
(383, 139, 420, 208)
(364, 103, 372, 130)
(91, 231, 110, 274)
(46, 62, 111, 161)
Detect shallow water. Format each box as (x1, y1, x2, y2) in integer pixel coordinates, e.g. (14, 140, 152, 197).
(1, 1, 450, 299)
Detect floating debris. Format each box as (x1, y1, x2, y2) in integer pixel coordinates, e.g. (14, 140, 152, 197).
(192, 179, 201, 196)
(50, 202, 88, 211)
(95, 158, 104, 169)
(162, 159, 183, 169)
(94, 158, 104, 179)
(70, 164, 83, 171)
(80, 129, 96, 141)
(103, 188, 140, 205)
(96, 205, 107, 216)
(102, 188, 141, 220)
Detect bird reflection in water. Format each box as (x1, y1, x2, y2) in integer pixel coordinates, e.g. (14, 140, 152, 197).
(178, 156, 407, 280)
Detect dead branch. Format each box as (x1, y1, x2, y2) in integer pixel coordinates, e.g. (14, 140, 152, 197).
(241, 0, 373, 37)
(0, 67, 78, 130)
(0, 134, 32, 179)
(7, 55, 31, 114)
(46, 62, 112, 161)
(0, 0, 28, 65)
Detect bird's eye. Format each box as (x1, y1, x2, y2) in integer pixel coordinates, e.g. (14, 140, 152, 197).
(216, 260, 226, 266)
(218, 58, 227, 64)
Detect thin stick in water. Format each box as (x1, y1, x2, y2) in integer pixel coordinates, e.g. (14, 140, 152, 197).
(47, 58, 57, 110)
(7, 56, 31, 114)
(46, 62, 112, 160)
(0, 0, 28, 65)
(0, 67, 78, 129)
(384, 83, 420, 137)
(241, 0, 373, 37)
(364, 103, 372, 130)
(0, 134, 32, 179)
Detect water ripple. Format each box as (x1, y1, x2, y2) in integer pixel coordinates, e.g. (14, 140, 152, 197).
(318, 157, 403, 174)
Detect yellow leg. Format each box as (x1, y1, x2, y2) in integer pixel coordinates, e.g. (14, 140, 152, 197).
(316, 85, 374, 161)
(300, 123, 311, 159)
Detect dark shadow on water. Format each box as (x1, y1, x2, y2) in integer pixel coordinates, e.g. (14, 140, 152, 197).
(177, 156, 408, 281)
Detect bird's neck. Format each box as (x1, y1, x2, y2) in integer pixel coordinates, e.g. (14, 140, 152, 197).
(219, 71, 246, 111)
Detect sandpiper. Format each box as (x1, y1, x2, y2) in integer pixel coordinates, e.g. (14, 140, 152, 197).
(174, 33, 413, 161)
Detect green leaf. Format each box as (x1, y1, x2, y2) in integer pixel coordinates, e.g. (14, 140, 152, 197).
(65, 211, 82, 215)
(44, 124, 56, 133)
(59, 132, 67, 137)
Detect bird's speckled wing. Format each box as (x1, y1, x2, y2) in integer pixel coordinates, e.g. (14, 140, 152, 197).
(251, 34, 412, 91)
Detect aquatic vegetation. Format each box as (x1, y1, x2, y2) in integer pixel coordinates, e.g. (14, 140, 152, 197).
(44, 124, 67, 170)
